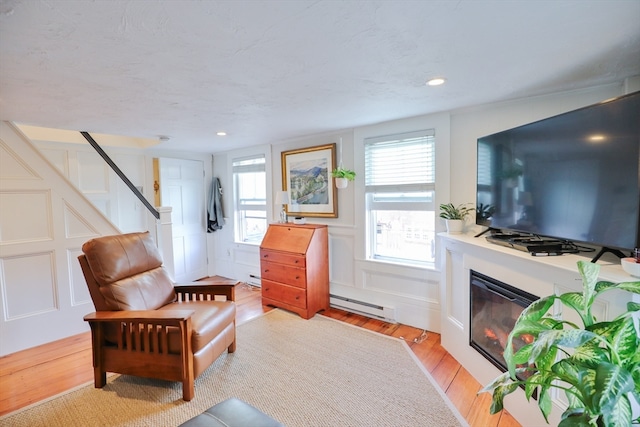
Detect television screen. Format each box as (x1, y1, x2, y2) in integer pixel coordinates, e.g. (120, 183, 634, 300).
(477, 91, 640, 251)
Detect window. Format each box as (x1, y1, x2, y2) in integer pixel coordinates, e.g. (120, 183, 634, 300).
(365, 130, 436, 265)
(233, 155, 266, 244)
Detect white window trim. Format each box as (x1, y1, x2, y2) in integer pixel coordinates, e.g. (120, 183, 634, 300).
(226, 145, 273, 245)
(353, 112, 451, 272)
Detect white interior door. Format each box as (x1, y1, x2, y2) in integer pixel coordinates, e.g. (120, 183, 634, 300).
(158, 158, 208, 282)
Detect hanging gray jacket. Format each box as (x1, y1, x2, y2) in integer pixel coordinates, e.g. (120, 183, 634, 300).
(207, 177, 225, 232)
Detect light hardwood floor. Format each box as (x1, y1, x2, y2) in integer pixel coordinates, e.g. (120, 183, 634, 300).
(0, 280, 520, 426)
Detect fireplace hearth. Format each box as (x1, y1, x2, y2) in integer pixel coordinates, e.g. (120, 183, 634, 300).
(469, 270, 538, 380)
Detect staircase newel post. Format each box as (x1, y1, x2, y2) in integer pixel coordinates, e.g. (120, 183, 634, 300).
(156, 206, 175, 281)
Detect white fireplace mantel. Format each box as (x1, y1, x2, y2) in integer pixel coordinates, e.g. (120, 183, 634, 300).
(439, 232, 637, 427)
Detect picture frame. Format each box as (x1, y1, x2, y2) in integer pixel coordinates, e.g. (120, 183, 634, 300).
(281, 143, 337, 218)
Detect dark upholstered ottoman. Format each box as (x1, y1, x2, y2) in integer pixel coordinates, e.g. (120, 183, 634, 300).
(178, 398, 284, 427)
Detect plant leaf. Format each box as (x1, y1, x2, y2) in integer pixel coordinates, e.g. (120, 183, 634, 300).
(593, 362, 635, 415)
(570, 342, 609, 368)
(596, 279, 640, 296)
(528, 329, 600, 365)
(601, 394, 632, 427)
(537, 385, 553, 422)
(478, 370, 513, 394)
(535, 345, 558, 373)
(552, 359, 597, 404)
(506, 319, 555, 375)
(517, 295, 556, 323)
(558, 409, 593, 427)
(559, 292, 586, 318)
(511, 343, 533, 365)
(577, 260, 600, 308)
(588, 316, 639, 367)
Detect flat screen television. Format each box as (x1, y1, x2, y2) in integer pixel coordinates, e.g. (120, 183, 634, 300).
(476, 91, 640, 255)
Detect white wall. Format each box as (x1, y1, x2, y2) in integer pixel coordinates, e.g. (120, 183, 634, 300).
(209, 82, 630, 332)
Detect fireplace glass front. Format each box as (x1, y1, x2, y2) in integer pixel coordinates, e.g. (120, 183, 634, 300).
(469, 270, 538, 379)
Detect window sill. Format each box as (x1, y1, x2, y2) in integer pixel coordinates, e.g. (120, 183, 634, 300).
(365, 257, 437, 272)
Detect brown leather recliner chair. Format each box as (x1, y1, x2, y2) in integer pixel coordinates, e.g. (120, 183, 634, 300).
(78, 231, 237, 401)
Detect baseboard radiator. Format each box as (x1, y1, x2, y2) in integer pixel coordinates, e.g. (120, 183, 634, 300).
(246, 274, 262, 287)
(329, 294, 396, 323)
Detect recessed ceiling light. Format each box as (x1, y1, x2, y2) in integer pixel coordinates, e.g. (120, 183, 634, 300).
(216, 131, 227, 136)
(426, 78, 446, 86)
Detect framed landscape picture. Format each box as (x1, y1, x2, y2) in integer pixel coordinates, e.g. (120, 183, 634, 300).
(281, 143, 337, 218)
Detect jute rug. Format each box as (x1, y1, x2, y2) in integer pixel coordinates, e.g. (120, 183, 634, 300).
(2, 309, 467, 427)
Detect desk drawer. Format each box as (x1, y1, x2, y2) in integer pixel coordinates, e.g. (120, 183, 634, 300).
(261, 279, 307, 309)
(260, 249, 306, 268)
(261, 261, 306, 288)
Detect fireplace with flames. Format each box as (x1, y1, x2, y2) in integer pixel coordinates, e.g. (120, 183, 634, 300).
(469, 270, 538, 380)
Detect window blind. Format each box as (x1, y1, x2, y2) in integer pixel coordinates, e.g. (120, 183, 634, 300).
(232, 155, 265, 173)
(364, 130, 435, 191)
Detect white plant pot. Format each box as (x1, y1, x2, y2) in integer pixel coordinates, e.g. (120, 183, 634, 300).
(335, 178, 349, 189)
(445, 219, 464, 234)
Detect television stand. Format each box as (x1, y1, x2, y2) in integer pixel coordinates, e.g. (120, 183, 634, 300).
(474, 227, 499, 238)
(590, 246, 630, 263)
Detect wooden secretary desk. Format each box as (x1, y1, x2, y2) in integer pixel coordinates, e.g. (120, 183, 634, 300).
(259, 223, 329, 319)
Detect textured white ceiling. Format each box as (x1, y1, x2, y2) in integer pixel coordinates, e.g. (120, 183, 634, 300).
(1, 0, 639, 153)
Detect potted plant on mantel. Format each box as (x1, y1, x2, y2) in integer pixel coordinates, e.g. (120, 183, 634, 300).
(331, 167, 356, 189)
(480, 260, 640, 427)
(439, 203, 473, 234)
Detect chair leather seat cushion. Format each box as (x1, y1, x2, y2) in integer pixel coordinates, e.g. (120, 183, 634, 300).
(178, 398, 284, 427)
(160, 301, 236, 353)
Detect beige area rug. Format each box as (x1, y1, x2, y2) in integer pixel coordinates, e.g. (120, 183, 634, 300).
(2, 309, 467, 427)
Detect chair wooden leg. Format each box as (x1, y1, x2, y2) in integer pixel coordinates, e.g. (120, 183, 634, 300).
(94, 368, 106, 388)
(182, 378, 194, 401)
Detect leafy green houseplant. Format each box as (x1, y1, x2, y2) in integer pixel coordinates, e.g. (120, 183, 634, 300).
(439, 203, 474, 234)
(439, 203, 474, 220)
(331, 167, 356, 181)
(480, 260, 640, 427)
(332, 167, 356, 189)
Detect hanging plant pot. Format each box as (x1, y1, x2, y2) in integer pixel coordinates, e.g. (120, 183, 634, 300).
(335, 177, 349, 189)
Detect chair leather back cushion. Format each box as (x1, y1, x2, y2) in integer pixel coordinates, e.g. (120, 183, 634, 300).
(82, 232, 176, 310)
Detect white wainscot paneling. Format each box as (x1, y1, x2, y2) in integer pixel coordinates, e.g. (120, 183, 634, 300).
(0, 140, 40, 180)
(444, 248, 465, 329)
(328, 231, 354, 286)
(234, 245, 259, 268)
(0, 190, 53, 244)
(361, 264, 438, 302)
(1, 252, 57, 319)
(68, 248, 91, 306)
(86, 197, 110, 218)
(232, 244, 261, 285)
(64, 202, 99, 239)
(37, 147, 69, 177)
(77, 150, 110, 193)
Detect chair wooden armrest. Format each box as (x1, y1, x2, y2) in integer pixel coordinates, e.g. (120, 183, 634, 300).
(174, 282, 238, 302)
(84, 310, 194, 323)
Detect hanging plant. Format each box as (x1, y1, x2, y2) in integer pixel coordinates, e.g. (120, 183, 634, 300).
(331, 167, 356, 189)
(331, 167, 356, 181)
